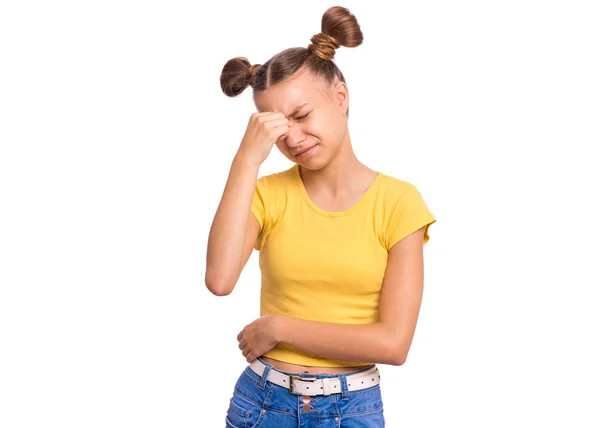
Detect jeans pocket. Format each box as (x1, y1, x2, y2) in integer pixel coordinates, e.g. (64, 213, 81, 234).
(336, 384, 384, 424)
(225, 395, 250, 428)
(339, 406, 385, 428)
(225, 391, 267, 428)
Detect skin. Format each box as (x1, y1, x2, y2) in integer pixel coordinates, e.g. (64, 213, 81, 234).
(236, 66, 426, 375)
(256, 66, 381, 209)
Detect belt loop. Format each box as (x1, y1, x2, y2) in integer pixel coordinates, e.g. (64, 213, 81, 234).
(322, 378, 331, 396)
(339, 374, 349, 400)
(257, 359, 273, 391)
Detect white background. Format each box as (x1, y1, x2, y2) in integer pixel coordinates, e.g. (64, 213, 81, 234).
(1, 0, 599, 426)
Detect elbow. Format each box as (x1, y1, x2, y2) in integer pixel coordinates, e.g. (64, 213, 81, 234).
(387, 342, 408, 366)
(380, 326, 408, 366)
(206, 281, 231, 296)
(390, 354, 407, 366)
(205, 272, 234, 296)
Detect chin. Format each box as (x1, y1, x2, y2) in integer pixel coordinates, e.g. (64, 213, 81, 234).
(295, 158, 329, 171)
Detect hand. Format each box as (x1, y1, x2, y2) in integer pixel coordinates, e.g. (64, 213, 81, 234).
(237, 314, 280, 363)
(237, 112, 291, 166)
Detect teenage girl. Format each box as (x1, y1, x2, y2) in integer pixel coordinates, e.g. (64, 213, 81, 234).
(207, 6, 436, 427)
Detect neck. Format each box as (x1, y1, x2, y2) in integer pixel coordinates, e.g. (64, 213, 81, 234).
(298, 137, 375, 196)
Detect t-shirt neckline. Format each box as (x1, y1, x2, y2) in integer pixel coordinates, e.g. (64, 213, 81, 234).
(293, 163, 382, 218)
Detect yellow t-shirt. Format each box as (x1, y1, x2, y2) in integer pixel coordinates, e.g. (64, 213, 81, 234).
(250, 164, 436, 367)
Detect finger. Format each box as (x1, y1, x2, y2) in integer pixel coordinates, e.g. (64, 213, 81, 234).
(238, 339, 245, 350)
(277, 132, 288, 142)
(253, 111, 287, 121)
(252, 112, 289, 128)
(261, 116, 292, 130)
(237, 330, 244, 341)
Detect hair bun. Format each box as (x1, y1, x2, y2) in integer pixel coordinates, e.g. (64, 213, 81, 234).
(246, 64, 261, 84)
(220, 57, 263, 97)
(308, 32, 340, 61)
(307, 6, 363, 62)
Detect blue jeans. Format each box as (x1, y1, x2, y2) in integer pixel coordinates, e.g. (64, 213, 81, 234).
(225, 357, 385, 427)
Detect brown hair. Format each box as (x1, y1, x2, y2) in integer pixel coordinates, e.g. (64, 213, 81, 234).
(219, 6, 363, 117)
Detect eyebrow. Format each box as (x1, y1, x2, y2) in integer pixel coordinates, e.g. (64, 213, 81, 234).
(287, 103, 309, 117)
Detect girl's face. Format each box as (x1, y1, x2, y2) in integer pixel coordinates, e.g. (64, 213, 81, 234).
(253, 68, 349, 170)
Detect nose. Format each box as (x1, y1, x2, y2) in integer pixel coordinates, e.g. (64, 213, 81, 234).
(285, 122, 305, 147)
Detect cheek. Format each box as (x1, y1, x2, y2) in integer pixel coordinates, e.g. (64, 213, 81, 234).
(310, 113, 339, 139)
(306, 117, 322, 134)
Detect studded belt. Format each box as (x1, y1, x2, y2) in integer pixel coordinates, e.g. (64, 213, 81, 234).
(249, 358, 381, 396)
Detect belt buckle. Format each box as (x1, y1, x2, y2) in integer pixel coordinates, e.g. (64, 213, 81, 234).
(289, 375, 318, 396)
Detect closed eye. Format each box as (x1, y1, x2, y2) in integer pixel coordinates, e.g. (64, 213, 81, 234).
(296, 112, 310, 120)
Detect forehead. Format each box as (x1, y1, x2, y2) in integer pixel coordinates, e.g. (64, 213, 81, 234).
(254, 71, 330, 115)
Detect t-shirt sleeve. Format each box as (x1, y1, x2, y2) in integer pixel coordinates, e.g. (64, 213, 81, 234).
(386, 183, 436, 250)
(249, 177, 267, 251)
(250, 175, 282, 251)
(250, 178, 266, 228)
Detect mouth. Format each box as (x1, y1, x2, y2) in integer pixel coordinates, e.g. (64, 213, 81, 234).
(295, 144, 317, 158)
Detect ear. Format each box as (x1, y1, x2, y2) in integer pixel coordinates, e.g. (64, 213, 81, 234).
(333, 81, 349, 116)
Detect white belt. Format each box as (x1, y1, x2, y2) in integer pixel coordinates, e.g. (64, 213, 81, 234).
(249, 359, 381, 396)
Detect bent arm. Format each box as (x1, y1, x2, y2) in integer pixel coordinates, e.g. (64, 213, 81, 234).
(273, 227, 426, 366)
(205, 153, 261, 296)
(274, 317, 398, 365)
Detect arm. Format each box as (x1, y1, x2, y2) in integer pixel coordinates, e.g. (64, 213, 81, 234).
(274, 227, 426, 366)
(205, 153, 261, 296)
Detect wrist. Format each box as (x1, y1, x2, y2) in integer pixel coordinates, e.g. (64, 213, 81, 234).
(234, 149, 262, 169)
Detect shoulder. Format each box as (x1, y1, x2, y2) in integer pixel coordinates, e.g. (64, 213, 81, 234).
(376, 171, 422, 201)
(374, 171, 432, 219)
(253, 165, 297, 209)
(375, 171, 436, 248)
(257, 165, 295, 185)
